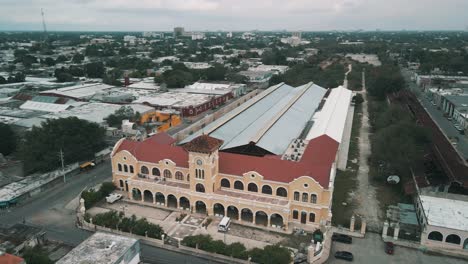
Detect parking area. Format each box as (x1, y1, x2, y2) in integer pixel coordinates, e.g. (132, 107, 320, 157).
(327, 233, 467, 264)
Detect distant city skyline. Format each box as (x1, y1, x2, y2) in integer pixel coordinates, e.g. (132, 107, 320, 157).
(1, 0, 468, 32)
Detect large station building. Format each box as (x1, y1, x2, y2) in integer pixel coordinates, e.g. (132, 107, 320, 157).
(111, 82, 353, 231)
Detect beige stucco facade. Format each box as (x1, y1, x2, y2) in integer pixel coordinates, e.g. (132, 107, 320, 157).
(111, 146, 334, 232)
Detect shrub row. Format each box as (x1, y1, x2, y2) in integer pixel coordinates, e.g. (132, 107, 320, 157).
(85, 210, 164, 239)
(182, 235, 292, 264)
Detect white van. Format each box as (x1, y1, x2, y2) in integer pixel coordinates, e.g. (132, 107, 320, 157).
(218, 216, 231, 232)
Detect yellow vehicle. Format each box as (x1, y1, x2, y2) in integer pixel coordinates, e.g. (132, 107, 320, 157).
(79, 161, 95, 171)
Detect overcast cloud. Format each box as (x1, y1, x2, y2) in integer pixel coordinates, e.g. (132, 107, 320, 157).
(1, 0, 467, 31)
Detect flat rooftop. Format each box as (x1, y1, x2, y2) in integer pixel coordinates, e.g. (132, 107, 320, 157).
(420, 195, 468, 231)
(40, 83, 114, 100)
(57, 232, 138, 264)
(133, 92, 214, 108)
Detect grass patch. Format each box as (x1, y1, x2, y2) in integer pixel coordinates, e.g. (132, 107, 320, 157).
(331, 104, 362, 227)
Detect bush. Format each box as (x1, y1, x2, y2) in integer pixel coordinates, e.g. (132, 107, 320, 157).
(353, 94, 364, 105)
(22, 246, 53, 264)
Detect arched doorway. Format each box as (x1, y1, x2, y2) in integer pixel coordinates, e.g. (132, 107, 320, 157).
(255, 211, 268, 226)
(132, 188, 142, 200)
(428, 231, 443, 241)
(227, 206, 239, 220)
(241, 208, 253, 222)
(270, 213, 283, 227)
(213, 203, 225, 216)
(143, 190, 153, 203)
(125, 181, 129, 192)
(301, 211, 307, 224)
(195, 201, 207, 214)
(119, 180, 124, 189)
(167, 194, 178, 208)
(155, 192, 165, 205)
(179, 197, 190, 210)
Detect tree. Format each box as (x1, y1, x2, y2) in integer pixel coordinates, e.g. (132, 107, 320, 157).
(353, 94, 364, 105)
(85, 62, 105, 78)
(105, 106, 135, 128)
(22, 246, 54, 264)
(0, 123, 16, 155)
(205, 64, 227, 81)
(119, 47, 131, 56)
(55, 67, 76, 82)
(72, 53, 85, 63)
(42, 57, 56, 66)
(56, 55, 68, 63)
(226, 73, 248, 84)
(19, 117, 106, 173)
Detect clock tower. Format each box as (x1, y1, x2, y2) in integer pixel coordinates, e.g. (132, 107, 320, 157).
(183, 134, 223, 194)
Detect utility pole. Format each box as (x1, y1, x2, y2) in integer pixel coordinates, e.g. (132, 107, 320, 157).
(59, 149, 65, 183)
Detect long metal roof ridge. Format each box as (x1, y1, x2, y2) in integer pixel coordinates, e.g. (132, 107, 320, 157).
(250, 82, 313, 144)
(203, 82, 285, 134)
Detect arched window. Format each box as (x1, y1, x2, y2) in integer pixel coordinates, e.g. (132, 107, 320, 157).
(276, 187, 287, 197)
(221, 178, 230, 188)
(164, 169, 172, 178)
(310, 194, 317, 204)
(129, 165, 134, 173)
(302, 193, 308, 202)
(446, 234, 461, 245)
(262, 185, 272, 195)
(293, 210, 298, 219)
(124, 165, 128, 173)
(141, 166, 149, 174)
(428, 231, 443, 241)
(175, 171, 184, 180)
(234, 181, 244, 190)
(196, 183, 205, 193)
(187, 174, 190, 181)
(118, 164, 122, 171)
(247, 183, 258, 192)
(195, 169, 205, 179)
(152, 167, 160, 176)
(309, 213, 315, 222)
(294, 191, 300, 201)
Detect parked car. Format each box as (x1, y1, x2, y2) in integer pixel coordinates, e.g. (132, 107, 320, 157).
(385, 242, 394, 255)
(332, 233, 352, 244)
(335, 251, 353, 261)
(106, 193, 122, 204)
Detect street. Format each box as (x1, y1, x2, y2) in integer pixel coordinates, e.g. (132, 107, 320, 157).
(0, 160, 225, 264)
(327, 233, 467, 264)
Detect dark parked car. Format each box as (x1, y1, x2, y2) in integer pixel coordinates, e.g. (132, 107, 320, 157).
(385, 242, 394, 255)
(335, 251, 353, 261)
(332, 233, 352, 244)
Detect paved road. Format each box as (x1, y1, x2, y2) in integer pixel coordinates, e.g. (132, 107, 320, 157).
(0, 160, 224, 264)
(327, 233, 466, 264)
(401, 69, 468, 160)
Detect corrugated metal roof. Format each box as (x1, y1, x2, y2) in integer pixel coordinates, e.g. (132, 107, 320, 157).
(181, 82, 327, 155)
(31, 95, 59, 103)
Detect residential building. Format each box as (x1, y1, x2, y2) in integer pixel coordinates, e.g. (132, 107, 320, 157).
(111, 83, 353, 231)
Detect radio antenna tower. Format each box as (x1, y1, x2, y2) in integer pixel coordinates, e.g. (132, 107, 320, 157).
(41, 8, 48, 43)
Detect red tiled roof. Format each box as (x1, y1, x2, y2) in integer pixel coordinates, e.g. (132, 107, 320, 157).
(182, 134, 224, 153)
(148, 132, 176, 146)
(0, 253, 24, 264)
(115, 134, 339, 188)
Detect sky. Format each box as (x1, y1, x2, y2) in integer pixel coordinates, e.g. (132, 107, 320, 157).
(1, 0, 468, 32)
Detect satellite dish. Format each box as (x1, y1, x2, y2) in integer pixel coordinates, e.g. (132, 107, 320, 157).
(387, 175, 400, 184)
